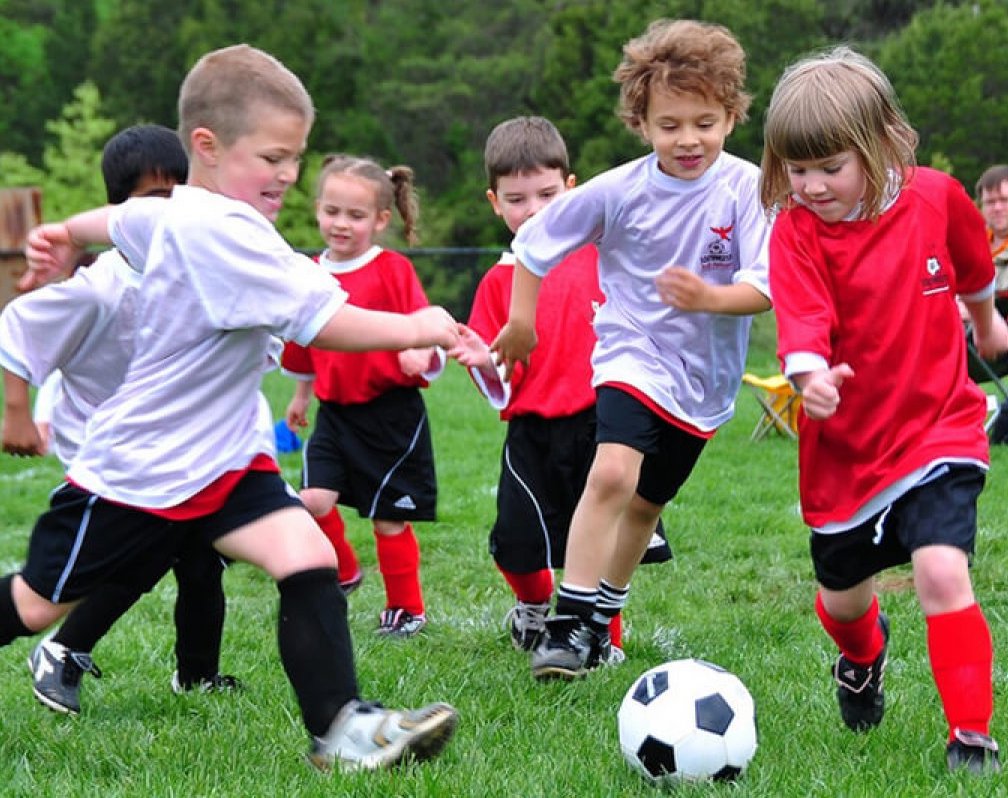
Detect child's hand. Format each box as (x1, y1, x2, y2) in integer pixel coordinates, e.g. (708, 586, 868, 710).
(2, 411, 45, 457)
(799, 364, 855, 421)
(490, 321, 537, 382)
(285, 398, 310, 430)
(22, 222, 82, 291)
(656, 266, 712, 312)
(399, 347, 438, 377)
(411, 307, 461, 350)
(974, 313, 1008, 361)
(448, 325, 493, 369)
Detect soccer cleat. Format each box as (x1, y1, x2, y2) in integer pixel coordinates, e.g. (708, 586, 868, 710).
(376, 608, 427, 637)
(946, 728, 1001, 774)
(171, 671, 243, 695)
(640, 530, 673, 565)
(340, 570, 364, 595)
(28, 638, 102, 715)
(307, 699, 459, 771)
(530, 615, 614, 680)
(503, 601, 550, 651)
(833, 612, 889, 732)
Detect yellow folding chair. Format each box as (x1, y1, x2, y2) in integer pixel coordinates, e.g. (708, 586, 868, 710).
(741, 373, 801, 441)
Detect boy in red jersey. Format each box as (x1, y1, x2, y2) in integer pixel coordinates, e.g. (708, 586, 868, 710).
(762, 46, 1008, 774)
(451, 116, 670, 658)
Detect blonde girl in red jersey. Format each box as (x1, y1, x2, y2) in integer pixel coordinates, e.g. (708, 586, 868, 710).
(283, 154, 443, 637)
(763, 46, 1008, 774)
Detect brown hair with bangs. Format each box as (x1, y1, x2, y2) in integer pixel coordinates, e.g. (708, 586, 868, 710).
(760, 46, 918, 220)
(483, 116, 570, 193)
(178, 44, 315, 154)
(614, 19, 751, 141)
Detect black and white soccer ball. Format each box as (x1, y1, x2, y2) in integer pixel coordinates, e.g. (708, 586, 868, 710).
(617, 658, 757, 784)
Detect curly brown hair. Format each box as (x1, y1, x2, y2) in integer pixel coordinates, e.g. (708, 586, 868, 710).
(614, 19, 750, 140)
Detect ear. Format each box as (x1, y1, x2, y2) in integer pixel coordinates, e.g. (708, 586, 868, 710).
(190, 127, 218, 166)
(565, 174, 577, 190)
(486, 188, 504, 218)
(373, 207, 393, 233)
(724, 112, 736, 138)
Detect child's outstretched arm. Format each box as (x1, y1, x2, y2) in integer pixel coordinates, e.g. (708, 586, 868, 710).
(311, 304, 461, 353)
(490, 262, 542, 381)
(23, 208, 114, 290)
(2, 371, 44, 456)
(656, 266, 771, 315)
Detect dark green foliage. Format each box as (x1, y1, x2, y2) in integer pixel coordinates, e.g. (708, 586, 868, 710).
(0, 0, 1004, 245)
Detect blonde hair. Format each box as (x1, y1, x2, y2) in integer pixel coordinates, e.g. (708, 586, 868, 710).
(760, 46, 918, 219)
(614, 19, 750, 140)
(317, 154, 420, 245)
(178, 44, 315, 153)
(483, 116, 570, 192)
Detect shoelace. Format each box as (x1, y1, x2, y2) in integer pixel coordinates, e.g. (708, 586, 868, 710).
(503, 603, 547, 634)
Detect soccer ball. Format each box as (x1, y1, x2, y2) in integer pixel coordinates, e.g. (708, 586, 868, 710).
(617, 658, 757, 784)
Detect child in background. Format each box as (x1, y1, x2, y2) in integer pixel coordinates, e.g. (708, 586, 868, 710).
(762, 46, 1007, 774)
(492, 19, 771, 680)
(283, 154, 443, 638)
(450, 116, 671, 657)
(21, 44, 458, 770)
(2, 124, 243, 714)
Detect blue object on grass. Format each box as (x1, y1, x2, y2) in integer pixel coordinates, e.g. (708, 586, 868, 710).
(274, 420, 302, 453)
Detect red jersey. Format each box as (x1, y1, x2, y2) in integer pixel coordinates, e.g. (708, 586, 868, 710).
(467, 246, 600, 420)
(281, 248, 432, 405)
(771, 167, 993, 527)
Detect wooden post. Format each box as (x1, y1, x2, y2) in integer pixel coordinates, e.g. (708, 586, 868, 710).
(0, 187, 42, 308)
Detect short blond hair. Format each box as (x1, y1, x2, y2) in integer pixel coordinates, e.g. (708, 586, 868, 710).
(614, 19, 750, 140)
(178, 44, 315, 152)
(760, 47, 918, 219)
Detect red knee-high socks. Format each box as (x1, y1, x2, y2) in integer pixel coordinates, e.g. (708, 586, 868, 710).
(927, 603, 993, 739)
(815, 591, 886, 665)
(496, 565, 553, 605)
(374, 524, 424, 616)
(316, 508, 359, 585)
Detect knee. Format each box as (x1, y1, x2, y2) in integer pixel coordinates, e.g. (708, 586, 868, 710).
(300, 488, 334, 518)
(585, 459, 638, 502)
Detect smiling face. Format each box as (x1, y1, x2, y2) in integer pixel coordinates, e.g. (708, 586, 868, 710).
(192, 102, 309, 222)
(785, 150, 868, 224)
(315, 173, 390, 261)
(639, 87, 734, 180)
(487, 167, 574, 234)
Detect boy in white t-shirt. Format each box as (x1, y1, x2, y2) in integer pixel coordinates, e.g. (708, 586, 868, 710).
(19, 44, 459, 771)
(493, 20, 772, 680)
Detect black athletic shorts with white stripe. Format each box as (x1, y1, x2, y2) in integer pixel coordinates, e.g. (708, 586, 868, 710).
(301, 387, 437, 521)
(20, 471, 303, 603)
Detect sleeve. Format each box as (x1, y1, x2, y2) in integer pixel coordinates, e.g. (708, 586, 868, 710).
(731, 173, 772, 300)
(0, 270, 108, 384)
(768, 214, 837, 369)
(174, 206, 347, 344)
(945, 177, 996, 296)
(400, 257, 431, 313)
(280, 340, 315, 380)
(512, 181, 607, 278)
(108, 196, 170, 272)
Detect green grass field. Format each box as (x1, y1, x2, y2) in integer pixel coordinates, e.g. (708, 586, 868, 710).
(1, 315, 1006, 796)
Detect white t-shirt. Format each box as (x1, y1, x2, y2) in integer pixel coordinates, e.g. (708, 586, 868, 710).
(511, 151, 771, 431)
(66, 186, 347, 507)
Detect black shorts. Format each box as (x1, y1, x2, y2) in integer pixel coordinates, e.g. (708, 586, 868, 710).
(810, 464, 984, 590)
(21, 471, 304, 603)
(595, 386, 707, 506)
(302, 388, 437, 521)
(490, 408, 596, 571)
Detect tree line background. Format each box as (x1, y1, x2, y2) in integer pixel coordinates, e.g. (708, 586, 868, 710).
(2, 0, 1007, 255)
